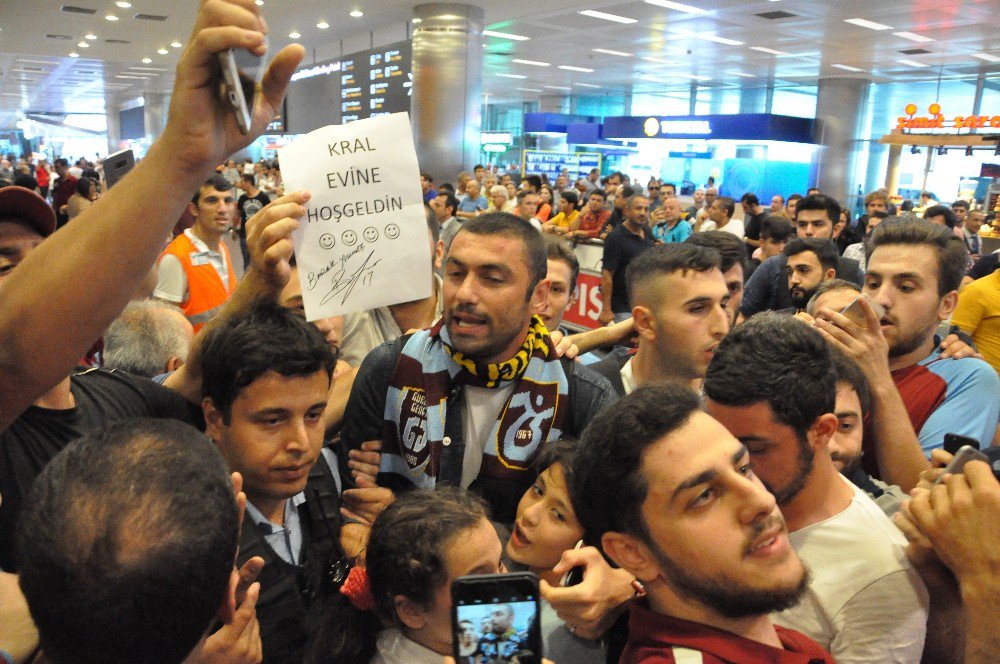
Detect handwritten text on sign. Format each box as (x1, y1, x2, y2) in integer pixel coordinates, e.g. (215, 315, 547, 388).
(279, 112, 432, 320)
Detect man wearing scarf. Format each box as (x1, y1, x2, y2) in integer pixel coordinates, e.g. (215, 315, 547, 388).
(340, 213, 617, 524)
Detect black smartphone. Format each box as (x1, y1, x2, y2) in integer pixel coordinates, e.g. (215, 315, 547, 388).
(218, 42, 266, 134)
(452, 572, 542, 664)
(944, 433, 979, 454)
(934, 445, 990, 485)
(103, 148, 134, 189)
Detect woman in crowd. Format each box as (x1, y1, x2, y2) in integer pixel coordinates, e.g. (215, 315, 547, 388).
(62, 177, 98, 221)
(537, 185, 553, 223)
(505, 439, 608, 663)
(307, 488, 503, 664)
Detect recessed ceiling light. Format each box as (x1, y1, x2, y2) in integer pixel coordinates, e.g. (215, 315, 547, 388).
(592, 48, 633, 57)
(893, 31, 933, 43)
(411, 18, 421, 24)
(170, 41, 182, 48)
(844, 18, 893, 31)
(512, 58, 550, 67)
(78, 41, 89, 47)
(971, 52, 1000, 63)
(105, 14, 119, 21)
(575, 82, 602, 88)
(578, 10, 637, 24)
(497, 73, 528, 79)
(749, 46, 788, 55)
(349, 10, 363, 18)
(898, 58, 930, 68)
(141, 57, 152, 63)
(643, 0, 707, 14)
(116, 0, 131, 7)
(157, 48, 169, 55)
(516, 87, 543, 92)
(316, 21, 329, 29)
(482, 29, 529, 41)
(69, 52, 79, 57)
(85, 33, 97, 40)
(545, 85, 572, 91)
(699, 34, 744, 46)
(558, 65, 594, 72)
(832, 63, 864, 72)
(289, 31, 301, 39)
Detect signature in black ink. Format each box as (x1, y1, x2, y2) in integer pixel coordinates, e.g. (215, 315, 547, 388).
(319, 248, 382, 306)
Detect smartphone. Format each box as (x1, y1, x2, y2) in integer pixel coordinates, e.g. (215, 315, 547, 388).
(943, 433, 979, 454)
(934, 445, 990, 485)
(452, 572, 542, 664)
(840, 293, 886, 327)
(218, 42, 266, 134)
(103, 148, 134, 189)
(560, 539, 585, 588)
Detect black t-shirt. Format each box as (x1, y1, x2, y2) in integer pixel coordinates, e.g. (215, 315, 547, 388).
(602, 224, 654, 313)
(237, 191, 271, 236)
(0, 368, 202, 571)
(744, 210, 770, 241)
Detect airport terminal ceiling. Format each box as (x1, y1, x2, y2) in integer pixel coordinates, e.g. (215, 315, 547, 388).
(0, 0, 997, 128)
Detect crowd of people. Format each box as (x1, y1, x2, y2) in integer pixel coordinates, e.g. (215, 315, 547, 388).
(1, 2, 999, 664)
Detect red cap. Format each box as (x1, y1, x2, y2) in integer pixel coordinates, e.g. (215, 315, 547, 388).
(0, 186, 56, 238)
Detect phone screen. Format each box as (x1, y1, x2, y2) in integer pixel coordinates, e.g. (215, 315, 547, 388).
(453, 573, 541, 664)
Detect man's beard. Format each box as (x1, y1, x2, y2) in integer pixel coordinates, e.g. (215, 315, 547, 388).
(831, 449, 863, 475)
(641, 515, 809, 619)
(766, 433, 815, 506)
(887, 324, 933, 359)
(790, 286, 817, 310)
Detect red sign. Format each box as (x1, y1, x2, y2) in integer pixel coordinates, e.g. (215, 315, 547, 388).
(562, 272, 604, 330)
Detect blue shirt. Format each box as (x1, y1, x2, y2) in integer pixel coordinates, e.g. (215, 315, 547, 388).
(651, 220, 692, 243)
(457, 195, 488, 215)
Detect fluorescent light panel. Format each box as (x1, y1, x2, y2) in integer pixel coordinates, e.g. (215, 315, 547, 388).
(971, 52, 1000, 63)
(644, 0, 707, 15)
(483, 29, 529, 41)
(749, 46, 788, 55)
(578, 10, 637, 24)
(898, 58, 930, 67)
(516, 87, 543, 92)
(729, 71, 756, 77)
(832, 63, 863, 72)
(575, 82, 602, 88)
(512, 58, 549, 66)
(497, 73, 527, 79)
(558, 65, 594, 72)
(893, 31, 933, 43)
(544, 85, 572, 91)
(592, 48, 633, 57)
(844, 18, 893, 31)
(699, 34, 743, 46)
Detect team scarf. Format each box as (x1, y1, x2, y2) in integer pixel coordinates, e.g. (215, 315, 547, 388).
(380, 315, 568, 489)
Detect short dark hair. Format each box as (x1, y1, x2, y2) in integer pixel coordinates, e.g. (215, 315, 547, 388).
(437, 190, 459, 217)
(795, 194, 841, 226)
(17, 418, 238, 664)
(627, 243, 721, 308)
(425, 204, 440, 245)
(420, 172, 433, 182)
(704, 312, 835, 438)
(240, 172, 255, 185)
(923, 204, 958, 229)
(192, 173, 234, 205)
(474, 164, 485, 172)
(715, 196, 736, 220)
(13, 173, 37, 190)
(76, 176, 97, 197)
(559, 190, 578, 207)
(438, 182, 455, 193)
(867, 217, 968, 295)
(831, 349, 872, 418)
(761, 216, 794, 242)
(53, 157, 69, 169)
(950, 200, 970, 211)
(525, 175, 542, 192)
(456, 212, 548, 296)
(787, 193, 803, 204)
(660, 182, 676, 194)
(545, 236, 580, 292)
(685, 230, 748, 277)
(201, 302, 336, 422)
(569, 384, 703, 542)
(533, 438, 579, 490)
(740, 193, 759, 207)
(618, 185, 635, 201)
(783, 238, 840, 273)
(588, 188, 607, 202)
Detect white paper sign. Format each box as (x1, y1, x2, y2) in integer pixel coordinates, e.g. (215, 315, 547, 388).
(279, 112, 432, 320)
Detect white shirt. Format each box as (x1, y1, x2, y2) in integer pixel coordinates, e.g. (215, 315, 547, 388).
(620, 357, 636, 395)
(774, 479, 929, 664)
(460, 383, 517, 487)
(370, 628, 441, 664)
(717, 219, 745, 239)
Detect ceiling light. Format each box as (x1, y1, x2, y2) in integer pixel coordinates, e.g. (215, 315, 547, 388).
(592, 48, 633, 57)
(558, 65, 594, 72)
(482, 29, 529, 41)
(497, 73, 528, 79)
(730, 71, 756, 77)
(105, 14, 119, 21)
(411, 18, 421, 23)
(116, 0, 131, 7)
(545, 85, 572, 91)
(69, 52, 80, 57)
(643, 0, 707, 14)
(349, 10, 363, 18)
(575, 82, 602, 88)
(78, 41, 89, 47)
(699, 34, 744, 46)
(141, 57, 152, 63)
(579, 10, 637, 24)
(255, 0, 263, 5)
(893, 31, 933, 43)
(971, 52, 1000, 63)
(898, 58, 930, 67)
(680, 74, 711, 81)
(512, 58, 550, 66)
(832, 63, 864, 72)
(749, 46, 788, 55)
(844, 18, 893, 31)
(641, 56, 673, 64)
(316, 21, 329, 29)
(516, 87, 543, 92)
(157, 48, 169, 55)
(289, 31, 301, 39)
(85, 33, 97, 40)
(170, 41, 182, 48)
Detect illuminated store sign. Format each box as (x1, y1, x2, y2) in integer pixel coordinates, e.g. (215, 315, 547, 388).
(897, 103, 1000, 131)
(290, 61, 342, 81)
(644, 117, 712, 137)
(602, 114, 814, 143)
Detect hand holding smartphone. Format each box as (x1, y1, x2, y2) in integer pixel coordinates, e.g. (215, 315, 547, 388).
(839, 293, 886, 328)
(218, 39, 268, 134)
(933, 445, 990, 485)
(452, 572, 542, 664)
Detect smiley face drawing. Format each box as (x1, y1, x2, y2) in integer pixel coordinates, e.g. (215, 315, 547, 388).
(384, 223, 400, 240)
(342, 229, 358, 246)
(363, 226, 379, 243)
(319, 233, 335, 249)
